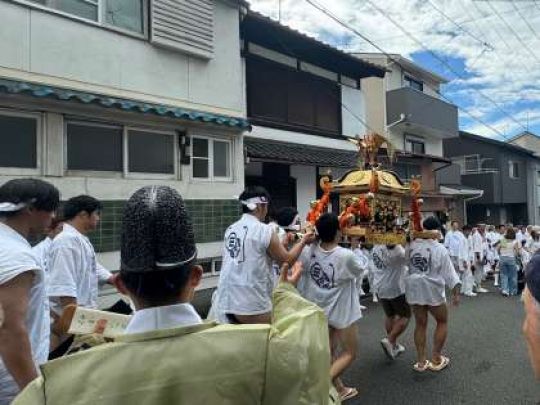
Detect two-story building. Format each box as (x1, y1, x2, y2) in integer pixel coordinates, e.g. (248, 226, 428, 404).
(0, 0, 249, 296)
(443, 131, 540, 226)
(241, 11, 386, 221)
(355, 53, 463, 220)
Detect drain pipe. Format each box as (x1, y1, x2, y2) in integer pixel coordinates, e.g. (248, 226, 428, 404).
(463, 191, 484, 225)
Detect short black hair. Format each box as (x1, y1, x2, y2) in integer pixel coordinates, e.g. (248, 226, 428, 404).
(276, 207, 298, 228)
(238, 186, 270, 214)
(505, 228, 516, 240)
(316, 213, 339, 243)
(119, 266, 192, 307)
(463, 224, 472, 231)
(423, 216, 442, 231)
(0, 178, 59, 218)
(63, 195, 102, 221)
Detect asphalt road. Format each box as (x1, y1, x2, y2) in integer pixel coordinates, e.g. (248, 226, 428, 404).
(342, 282, 540, 405)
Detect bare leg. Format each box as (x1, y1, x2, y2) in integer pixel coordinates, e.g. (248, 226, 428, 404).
(330, 325, 359, 381)
(412, 305, 429, 364)
(428, 304, 449, 365)
(385, 316, 394, 336)
(388, 316, 410, 346)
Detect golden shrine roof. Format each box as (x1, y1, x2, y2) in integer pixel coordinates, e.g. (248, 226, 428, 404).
(333, 169, 409, 193)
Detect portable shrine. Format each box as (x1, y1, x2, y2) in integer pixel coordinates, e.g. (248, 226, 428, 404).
(305, 132, 426, 244)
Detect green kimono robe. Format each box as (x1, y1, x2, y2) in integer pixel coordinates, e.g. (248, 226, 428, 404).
(13, 283, 340, 405)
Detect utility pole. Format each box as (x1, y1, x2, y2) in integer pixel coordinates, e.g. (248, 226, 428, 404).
(278, 0, 282, 22)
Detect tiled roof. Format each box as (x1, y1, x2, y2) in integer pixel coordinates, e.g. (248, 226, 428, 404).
(0, 78, 250, 130)
(245, 137, 357, 168)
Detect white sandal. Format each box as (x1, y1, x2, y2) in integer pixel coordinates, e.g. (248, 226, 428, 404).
(413, 360, 431, 372)
(429, 355, 450, 371)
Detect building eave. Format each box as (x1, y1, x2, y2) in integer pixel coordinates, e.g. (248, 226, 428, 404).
(353, 53, 448, 84)
(242, 11, 386, 80)
(459, 130, 537, 157)
(0, 78, 251, 130)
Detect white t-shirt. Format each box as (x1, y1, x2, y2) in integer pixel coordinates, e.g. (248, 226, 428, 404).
(214, 214, 274, 323)
(471, 231, 485, 260)
(486, 231, 501, 261)
(371, 245, 406, 300)
(466, 234, 474, 261)
(47, 223, 112, 313)
(444, 230, 465, 258)
(297, 244, 364, 329)
(0, 223, 49, 404)
(405, 238, 460, 306)
(32, 237, 52, 274)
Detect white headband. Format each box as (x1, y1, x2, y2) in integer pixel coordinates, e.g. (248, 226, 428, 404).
(240, 196, 268, 211)
(0, 202, 28, 212)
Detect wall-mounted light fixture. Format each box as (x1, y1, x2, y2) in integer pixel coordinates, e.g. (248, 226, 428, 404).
(179, 131, 191, 165)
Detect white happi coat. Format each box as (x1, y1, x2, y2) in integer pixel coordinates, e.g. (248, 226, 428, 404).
(371, 245, 407, 300)
(405, 238, 461, 306)
(214, 214, 275, 323)
(298, 244, 365, 329)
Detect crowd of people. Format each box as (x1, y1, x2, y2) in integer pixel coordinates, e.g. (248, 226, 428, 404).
(0, 179, 539, 404)
(443, 221, 540, 298)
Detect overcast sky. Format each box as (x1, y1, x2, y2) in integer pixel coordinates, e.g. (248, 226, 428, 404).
(248, 0, 540, 141)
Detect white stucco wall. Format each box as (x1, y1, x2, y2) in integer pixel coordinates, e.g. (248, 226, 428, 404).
(290, 165, 317, 221)
(385, 66, 403, 91)
(341, 85, 367, 138)
(0, 1, 244, 117)
(391, 128, 443, 157)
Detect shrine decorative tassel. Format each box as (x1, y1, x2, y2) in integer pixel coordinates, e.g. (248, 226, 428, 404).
(306, 176, 332, 225)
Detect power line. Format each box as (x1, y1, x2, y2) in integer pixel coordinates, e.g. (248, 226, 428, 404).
(426, 0, 493, 50)
(511, 1, 540, 40)
(363, 0, 528, 135)
(485, 1, 540, 65)
(349, 3, 539, 44)
(255, 13, 378, 136)
(302, 0, 517, 140)
(470, 0, 513, 51)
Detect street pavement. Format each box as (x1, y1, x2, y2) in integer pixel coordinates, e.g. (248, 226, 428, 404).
(343, 282, 540, 404)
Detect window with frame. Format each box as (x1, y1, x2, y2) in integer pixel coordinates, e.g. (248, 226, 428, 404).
(26, 0, 145, 34)
(405, 136, 425, 155)
(404, 75, 423, 92)
(509, 161, 520, 179)
(192, 137, 232, 180)
(0, 113, 38, 169)
(67, 121, 177, 176)
(67, 122, 123, 172)
(127, 129, 175, 174)
(464, 155, 480, 172)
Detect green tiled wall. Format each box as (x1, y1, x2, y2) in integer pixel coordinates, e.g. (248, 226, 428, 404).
(89, 199, 240, 253)
(88, 200, 126, 253)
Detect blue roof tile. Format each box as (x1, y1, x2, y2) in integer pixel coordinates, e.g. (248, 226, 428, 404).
(0, 78, 251, 130)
